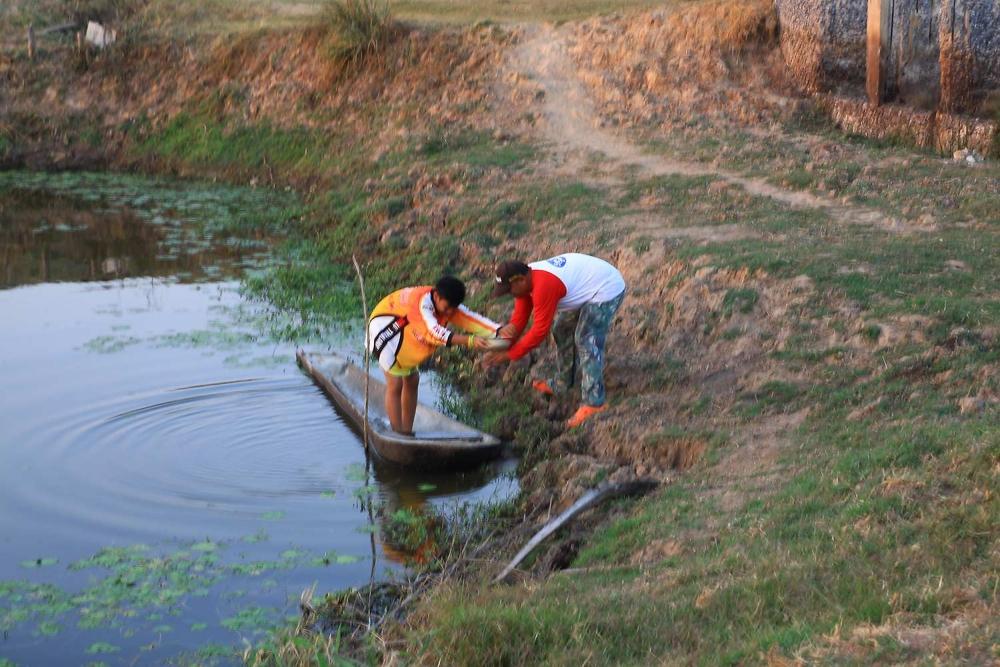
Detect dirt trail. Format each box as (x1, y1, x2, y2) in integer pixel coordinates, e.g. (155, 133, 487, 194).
(508, 25, 904, 232)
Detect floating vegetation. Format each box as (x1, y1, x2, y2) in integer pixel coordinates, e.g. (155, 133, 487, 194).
(343, 463, 367, 483)
(19, 557, 58, 569)
(0, 171, 300, 288)
(0, 171, 303, 238)
(221, 606, 273, 633)
(154, 329, 255, 351)
(34, 620, 60, 636)
(82, 335, 143, 354)
(0, 537, 364, 653)
(260, 511, 286, 521)
(312, 552, 361, 567)
(85, 642, 120, 654)
(417, 483, 438, 492)
(242, 530, 269, 544)
(352, 485, 377, 499)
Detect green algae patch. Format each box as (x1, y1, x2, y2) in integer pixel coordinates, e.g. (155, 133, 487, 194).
(19, 557, 57, 569)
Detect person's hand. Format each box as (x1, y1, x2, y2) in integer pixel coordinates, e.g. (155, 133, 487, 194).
(483, 351, 509, 369)
(473, 336, 494, 350)
(497, 323, 518, 339)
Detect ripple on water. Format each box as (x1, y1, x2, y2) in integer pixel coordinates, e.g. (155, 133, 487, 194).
(3, 375, 364, 543)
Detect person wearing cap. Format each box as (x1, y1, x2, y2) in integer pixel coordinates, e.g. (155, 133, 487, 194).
(368, 276, 499, 435)
(486, 253, 626, 428)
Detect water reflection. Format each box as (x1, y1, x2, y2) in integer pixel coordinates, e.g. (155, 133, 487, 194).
(0, 188, 265, 288)
(0, 173, 516, 664)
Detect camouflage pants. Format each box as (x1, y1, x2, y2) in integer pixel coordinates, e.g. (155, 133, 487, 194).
(539, 290, 624, 407)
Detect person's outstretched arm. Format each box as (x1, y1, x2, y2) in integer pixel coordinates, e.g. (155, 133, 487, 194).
(506, 272, 566, 360)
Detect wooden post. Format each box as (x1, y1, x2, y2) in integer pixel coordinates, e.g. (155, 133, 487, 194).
(76, 31, 83, 56)
(27, 24, 36, 60)
(866, 0, 893, 105)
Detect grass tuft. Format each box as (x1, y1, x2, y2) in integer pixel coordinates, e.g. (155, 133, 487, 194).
(323, 0, 394, 67)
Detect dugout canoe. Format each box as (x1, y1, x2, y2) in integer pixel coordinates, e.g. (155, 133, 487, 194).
(297, 350, 502, 469)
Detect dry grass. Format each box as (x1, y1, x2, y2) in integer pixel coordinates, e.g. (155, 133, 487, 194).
(663, 0, 778, 54)
(2, 0, 703, 37)
(322, 0, 395, 66)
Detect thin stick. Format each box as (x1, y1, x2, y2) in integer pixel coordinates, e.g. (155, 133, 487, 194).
(353, 254, 379, 626)
(493, 479, 658, 584)
(352, 254, 370, 455)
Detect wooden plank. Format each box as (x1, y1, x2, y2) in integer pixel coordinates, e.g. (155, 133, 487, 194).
(866, 0, 894, 105)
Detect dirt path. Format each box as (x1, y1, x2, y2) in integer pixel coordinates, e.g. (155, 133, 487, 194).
(508, 25, 905, 232)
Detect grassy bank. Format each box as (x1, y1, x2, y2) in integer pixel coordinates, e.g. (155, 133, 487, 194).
(2, 0, 997, 664)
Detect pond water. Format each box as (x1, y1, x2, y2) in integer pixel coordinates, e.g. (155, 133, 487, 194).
(0, 173, 516, 666)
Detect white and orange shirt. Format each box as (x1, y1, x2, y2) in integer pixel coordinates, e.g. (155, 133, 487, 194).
(507, 254, 625, 360)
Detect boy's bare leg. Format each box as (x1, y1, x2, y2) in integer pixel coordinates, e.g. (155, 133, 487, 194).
(400, 372, 420, 435)
(384, 372, 404, 434)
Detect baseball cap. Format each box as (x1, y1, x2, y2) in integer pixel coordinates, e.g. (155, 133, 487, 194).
(492, 260, 530, 297)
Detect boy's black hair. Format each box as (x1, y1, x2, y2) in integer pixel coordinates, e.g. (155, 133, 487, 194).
(434, 275, 466, 306)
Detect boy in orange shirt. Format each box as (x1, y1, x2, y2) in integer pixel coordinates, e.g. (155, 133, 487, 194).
(368, 276, 499, 435)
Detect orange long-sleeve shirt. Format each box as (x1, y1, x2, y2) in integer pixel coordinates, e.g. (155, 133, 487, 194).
(506, 270, 567, 361)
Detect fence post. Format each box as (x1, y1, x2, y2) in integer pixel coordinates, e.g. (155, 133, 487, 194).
(27, 24, 36, 60)
(866, 0, 893, 105)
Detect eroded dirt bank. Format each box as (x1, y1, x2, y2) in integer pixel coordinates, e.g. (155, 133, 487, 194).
(2, 2, 997, 663)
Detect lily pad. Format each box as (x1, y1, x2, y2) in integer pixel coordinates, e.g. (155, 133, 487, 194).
(221, 606, 272, 632)
(20, 557, 57, 569)
(417, 483, 438, 492)
(260, 511, 285, 521)
(85, 642, 120, 655)
(242, 530, 269, 543)
(34, 620, 60, 636)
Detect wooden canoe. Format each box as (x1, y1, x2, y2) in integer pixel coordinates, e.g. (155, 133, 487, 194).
(297, 350, 502, 469)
